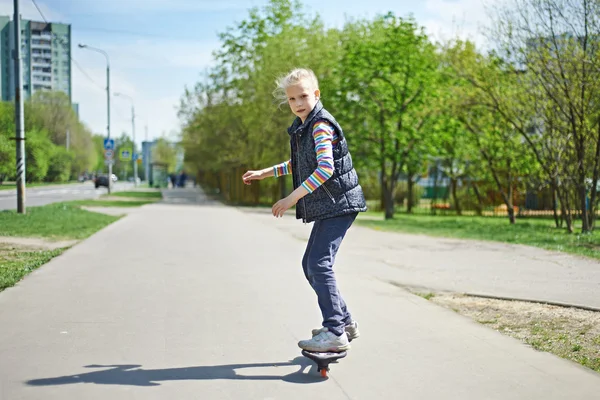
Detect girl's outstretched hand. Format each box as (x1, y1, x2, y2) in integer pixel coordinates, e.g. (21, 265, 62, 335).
(242, 170, 263, 185)
(272, 196, 297, 218)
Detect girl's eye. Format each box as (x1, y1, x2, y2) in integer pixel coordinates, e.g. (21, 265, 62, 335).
(302, 94, 308, 98)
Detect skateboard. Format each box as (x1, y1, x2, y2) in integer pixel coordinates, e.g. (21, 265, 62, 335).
(301, 350, 347, 377)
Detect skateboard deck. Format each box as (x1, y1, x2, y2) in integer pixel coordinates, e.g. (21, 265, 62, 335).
(301, 350, 347, 377)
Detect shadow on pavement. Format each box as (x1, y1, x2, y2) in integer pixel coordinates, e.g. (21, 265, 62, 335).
(26, 357, 329, 387)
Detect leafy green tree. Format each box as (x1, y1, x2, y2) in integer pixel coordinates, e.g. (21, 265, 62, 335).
(25, 128, 53, 182)
(334, 13, 439, 219)
(0, 133, 15, 184)
(25, 91, 96, 180)
(46, 146, 74, 182)
(153, 137, 177, 173)
(485, 0, 600, 232)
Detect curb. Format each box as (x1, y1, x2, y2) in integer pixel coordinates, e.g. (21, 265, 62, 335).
(463, 292, 600, 313)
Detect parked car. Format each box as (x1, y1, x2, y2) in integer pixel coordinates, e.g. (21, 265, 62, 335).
(93, 175, 110, 188)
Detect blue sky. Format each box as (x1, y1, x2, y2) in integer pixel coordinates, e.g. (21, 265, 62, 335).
(0, 0, 490, 145)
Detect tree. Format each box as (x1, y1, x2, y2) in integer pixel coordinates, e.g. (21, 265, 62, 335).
(444, 40, 541, 224)
(26, 91, 97, 179)
(486, 0, 600, 232)
(153, 137, 177, 173)
(179, 0, 343, 202)
(335, 13, 439, 219)
(46, 146, 74, 182)
(0, 102, 15, 184)
(25, 128, 53, 183)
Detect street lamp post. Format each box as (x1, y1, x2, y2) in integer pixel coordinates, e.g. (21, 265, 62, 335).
(78, 43, 112, 194)
(115, 92, 137, 187)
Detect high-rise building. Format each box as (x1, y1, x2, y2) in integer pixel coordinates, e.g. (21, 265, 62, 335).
(0, 16, 71, 102)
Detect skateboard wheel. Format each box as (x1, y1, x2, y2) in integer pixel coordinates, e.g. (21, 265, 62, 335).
(320, 369, 327, 378)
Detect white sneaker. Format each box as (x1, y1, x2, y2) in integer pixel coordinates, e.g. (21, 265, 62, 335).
(298, 328, 350, 352)
(312, 321, 360, 342)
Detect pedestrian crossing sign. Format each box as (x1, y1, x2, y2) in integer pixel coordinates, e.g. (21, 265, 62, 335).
(120, 147, 133, 161)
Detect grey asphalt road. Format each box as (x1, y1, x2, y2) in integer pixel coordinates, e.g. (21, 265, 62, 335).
(0, 181, 134, 210)
(1, 187, 599, 399)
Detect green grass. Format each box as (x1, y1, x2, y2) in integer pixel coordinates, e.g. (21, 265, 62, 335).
(67, 199, 158, 207)
(416, 292, 436, 300)
(109, 191, 162, 199)
(0, 203, 119, 240)
(357, 212, 600, 260)
(0, 247, 65, 291)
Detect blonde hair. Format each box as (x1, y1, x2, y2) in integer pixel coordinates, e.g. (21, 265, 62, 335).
(273, 68, 319, 105)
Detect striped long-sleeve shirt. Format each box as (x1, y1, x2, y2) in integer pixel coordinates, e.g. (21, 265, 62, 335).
(273, 120, 339, 193)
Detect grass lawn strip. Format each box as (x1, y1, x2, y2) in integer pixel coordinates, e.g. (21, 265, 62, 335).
(356, 212, 600, 260)
(110, 190, 162, 199)
(66, 199, 157, 207)
(64, 190, 164, 208)
(0, 203, 122, 291)
(0, 243, 65, 292)
(0, 203, 119, 240)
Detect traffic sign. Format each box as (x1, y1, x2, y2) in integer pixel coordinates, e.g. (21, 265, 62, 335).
(104, 159, 115, 166)
(104, 149, 114, 160)
(103, 138, 115, 150)
(120, 147, 132, 161)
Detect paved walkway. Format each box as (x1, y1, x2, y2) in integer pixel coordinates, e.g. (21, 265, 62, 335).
(1, 187, 599, 399)
(239, 206, 600, 310)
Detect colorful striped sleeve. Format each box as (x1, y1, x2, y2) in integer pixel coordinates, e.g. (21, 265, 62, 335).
(301, 121, 337, 193)
(273, 159, 292, 177)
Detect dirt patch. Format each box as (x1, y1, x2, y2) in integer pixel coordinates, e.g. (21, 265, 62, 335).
(0, 236, 78, 250)
(421, 292, 600, 373)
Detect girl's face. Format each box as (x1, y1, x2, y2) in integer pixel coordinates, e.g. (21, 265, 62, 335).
(286, 79, 320, 122)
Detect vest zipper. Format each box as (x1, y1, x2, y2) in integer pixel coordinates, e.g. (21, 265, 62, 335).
(322, 184, 335, 203)
(295, 134, 307, 223)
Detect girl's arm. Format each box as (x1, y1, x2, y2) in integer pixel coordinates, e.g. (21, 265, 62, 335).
(273, 160, 292, 177)
(242, 161, 287, 185)
(299, 120, 336, 193)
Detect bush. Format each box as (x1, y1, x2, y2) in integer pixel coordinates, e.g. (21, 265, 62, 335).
(25, 129, 52, 182)
(46, 147, 74, 182)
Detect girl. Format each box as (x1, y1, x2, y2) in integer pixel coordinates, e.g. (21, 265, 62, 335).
(242, 68, 367, 352)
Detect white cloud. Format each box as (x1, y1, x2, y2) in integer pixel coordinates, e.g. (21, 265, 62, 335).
(423, 0, 491, 48)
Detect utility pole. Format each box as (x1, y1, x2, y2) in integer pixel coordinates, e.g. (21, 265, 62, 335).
(106, 58, 111, 194)
(131, 104, 137, 187)
(78, 43, 111, 193)
(145, 124, 149, 183)
(13, 0, 25, 214)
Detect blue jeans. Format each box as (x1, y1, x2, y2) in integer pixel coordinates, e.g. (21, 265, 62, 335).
(302, 212, 357, 336)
